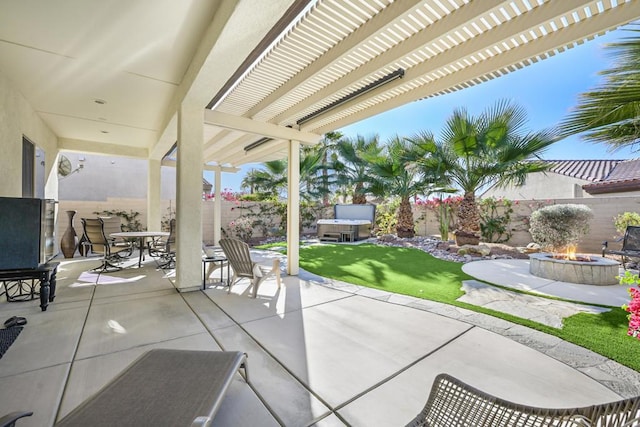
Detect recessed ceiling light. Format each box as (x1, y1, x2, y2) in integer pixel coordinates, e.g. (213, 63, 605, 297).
(94, 99, 107, 105)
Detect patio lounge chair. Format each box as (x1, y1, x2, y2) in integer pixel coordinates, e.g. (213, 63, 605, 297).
(80, 218, 131, 272)
(56, 349, 248, 427)
(603, 225, 640, 267)
(406, 373, 640, 427)
(219, 238, 281, 298)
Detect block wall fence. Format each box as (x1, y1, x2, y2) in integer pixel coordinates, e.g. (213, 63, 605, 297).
(57, 195, 640, 255)
(413, 196, 640, 253)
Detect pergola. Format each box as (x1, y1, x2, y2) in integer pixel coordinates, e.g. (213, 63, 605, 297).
(1, 0, 638, 291)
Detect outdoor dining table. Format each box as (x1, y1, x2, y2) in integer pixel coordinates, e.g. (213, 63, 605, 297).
(110, 231, 169, 268)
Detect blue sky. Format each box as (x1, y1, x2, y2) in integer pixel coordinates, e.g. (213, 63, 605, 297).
(213, 26, 637, 192)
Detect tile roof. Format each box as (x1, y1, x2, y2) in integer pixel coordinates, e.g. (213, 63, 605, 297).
(543, 160, 623, 182)
(582, 158, 640, 194)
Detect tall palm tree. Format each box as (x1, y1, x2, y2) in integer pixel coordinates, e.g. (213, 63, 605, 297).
(332, 134, 382, 204)
(240, 149, 326, 201)
(366, 136, 441, 238)
(413, 100, 558, 236)
(560, 26, 640, 151)
(241, 160, 287, 198)
(318, 131, 344, 205)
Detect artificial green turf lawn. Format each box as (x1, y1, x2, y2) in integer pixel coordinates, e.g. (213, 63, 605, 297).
(298, 243, 640, 372)
(300, 243, 473, 302)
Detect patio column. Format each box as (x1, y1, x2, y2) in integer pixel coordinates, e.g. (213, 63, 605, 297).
(175, 102, 203, 292)
(287, 139, 300, 275)
(147, 158, 162, 231)
(213, 167, 222, 246)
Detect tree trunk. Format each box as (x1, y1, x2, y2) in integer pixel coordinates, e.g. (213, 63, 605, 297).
(396, 196, 415, 238)
(322, 151, 329, 206)
(457, 191, 480, 235)
(352, 183, 366, 204)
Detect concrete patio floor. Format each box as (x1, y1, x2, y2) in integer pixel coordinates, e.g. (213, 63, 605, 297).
(0, 251, 638, 426)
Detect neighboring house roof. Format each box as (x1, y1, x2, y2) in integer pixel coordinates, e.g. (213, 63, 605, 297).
(583, 158, 640, 194)
(203, 178, 212, 193)
(544, 160, 623, 182)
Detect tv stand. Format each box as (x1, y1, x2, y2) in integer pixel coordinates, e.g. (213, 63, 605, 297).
(0, 262, 58, 311)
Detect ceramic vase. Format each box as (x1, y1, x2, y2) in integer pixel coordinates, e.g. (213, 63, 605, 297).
(60, 210, 78, 258)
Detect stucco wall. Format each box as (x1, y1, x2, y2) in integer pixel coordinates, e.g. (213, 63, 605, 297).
(481, 172, 593, 200)
(58, 153, 177, 201)
(0, 70, 59, 199)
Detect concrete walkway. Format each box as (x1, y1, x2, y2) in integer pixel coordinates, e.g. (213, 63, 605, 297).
(0, 253, 639, 426)
(454, 258, 636, 329)
(462, 258, 631, 307)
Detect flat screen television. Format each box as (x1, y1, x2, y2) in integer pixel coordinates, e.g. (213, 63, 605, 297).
(0, 197, 56, 270)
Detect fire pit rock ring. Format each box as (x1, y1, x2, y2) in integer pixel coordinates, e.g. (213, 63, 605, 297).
(529, 253, 620, 286)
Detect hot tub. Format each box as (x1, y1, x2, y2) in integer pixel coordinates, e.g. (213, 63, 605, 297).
(317, 204, 375, 242)
(317, 219, 371, 242)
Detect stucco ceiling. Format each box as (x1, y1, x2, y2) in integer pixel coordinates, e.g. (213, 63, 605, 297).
(1, 0, 639, 169)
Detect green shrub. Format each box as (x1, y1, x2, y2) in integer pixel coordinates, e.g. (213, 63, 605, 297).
(529, 204, 593, 251)
(479, 197, 513, 243)
(614, 212, 640, 234)
(375, 198, 400, 236)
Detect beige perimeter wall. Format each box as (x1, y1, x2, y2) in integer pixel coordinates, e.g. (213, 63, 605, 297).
(58, 196, 640, 256)
(414, 196, 640, 254)
(56, 199, 328, 255)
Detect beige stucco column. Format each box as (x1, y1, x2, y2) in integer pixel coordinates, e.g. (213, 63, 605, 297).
(147, 158, 162, 231)
(175, 103, 203, 292)
(213, 167, 222, 246)
(287, 140, 300, 275)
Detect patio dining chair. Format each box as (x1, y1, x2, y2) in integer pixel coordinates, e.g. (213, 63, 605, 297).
(219, 238, 281, 298)
(148, 219, 176, 269)
(99, 216, 133, 257)
(407, 373, 640, 427)
(80, 218, 131, 272)
(603, 225, 640, 268)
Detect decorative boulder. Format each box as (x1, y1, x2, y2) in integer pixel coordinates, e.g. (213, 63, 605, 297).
(457, 244, 491, 257)
(517, 242, 541, 254)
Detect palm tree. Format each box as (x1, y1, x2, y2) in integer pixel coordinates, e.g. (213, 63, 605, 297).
(365, 136, 441, 238)
(413, 100, 558, 237)
(241, 160, 287, 198)
(332, 134, 383, 204)
(559, 26, 640, 151)
(241, 149, 326, 201)
(317, 131, 344, 205)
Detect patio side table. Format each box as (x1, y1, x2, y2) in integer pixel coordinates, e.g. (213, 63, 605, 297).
(0, 261, 59, 311)
(202, 256, 229, 290)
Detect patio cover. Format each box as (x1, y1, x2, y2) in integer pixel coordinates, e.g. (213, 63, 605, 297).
(1, 0, 640, 288)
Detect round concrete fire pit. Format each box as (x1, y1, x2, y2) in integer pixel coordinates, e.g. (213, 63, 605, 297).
(529, 253, 620, 286)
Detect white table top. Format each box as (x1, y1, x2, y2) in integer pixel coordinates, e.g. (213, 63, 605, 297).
(110, 231, 169, 238)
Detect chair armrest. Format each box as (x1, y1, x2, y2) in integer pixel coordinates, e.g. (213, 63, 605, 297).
(0, 411, 33, 427)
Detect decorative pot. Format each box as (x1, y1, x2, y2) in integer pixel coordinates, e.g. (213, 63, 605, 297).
(60, 210, 78, 258)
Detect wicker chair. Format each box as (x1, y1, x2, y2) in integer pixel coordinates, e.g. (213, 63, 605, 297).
(80, 218, 131, 272)
(407, 373, 640, 427)
(219, 238, 281, 298)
